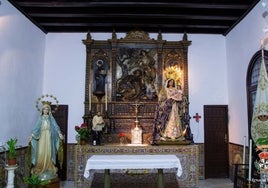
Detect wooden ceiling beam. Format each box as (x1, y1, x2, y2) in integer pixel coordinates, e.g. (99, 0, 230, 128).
(38, 22, 229, 29)
(29, 13, 238, 21)
(14, 1, 250, 10)
(42, 25, 227, 34)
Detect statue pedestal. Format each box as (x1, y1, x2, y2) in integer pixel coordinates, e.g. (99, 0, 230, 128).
(5, 165, 18, 188)
(44, 178, 60, 188)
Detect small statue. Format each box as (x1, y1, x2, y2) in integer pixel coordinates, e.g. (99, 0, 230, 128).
(92, 111, 105, 145)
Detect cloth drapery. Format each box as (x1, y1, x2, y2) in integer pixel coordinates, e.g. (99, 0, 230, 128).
(84, 154, 182, 178)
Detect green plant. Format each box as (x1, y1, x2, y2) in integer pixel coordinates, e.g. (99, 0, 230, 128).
(6, 138, 17, 159)
(256, 138, 268, 146)
(256, 137, 268, 151)
(75, 123, 90, 140)
(24, 174, 49, 188)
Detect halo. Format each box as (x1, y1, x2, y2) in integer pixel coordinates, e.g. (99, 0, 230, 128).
(35, 94, 59, 113)
(96, 59, 103, 66)
(164, 65, 182, 86)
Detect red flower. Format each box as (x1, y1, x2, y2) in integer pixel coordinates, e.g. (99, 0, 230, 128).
(259, 151, 268, 159)
(81, 123, 87, 128)
(119, 132, 125, 137)
(75, 123, 90, 140)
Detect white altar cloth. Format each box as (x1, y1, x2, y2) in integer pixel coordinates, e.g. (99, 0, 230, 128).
(84, 154, 182, 178)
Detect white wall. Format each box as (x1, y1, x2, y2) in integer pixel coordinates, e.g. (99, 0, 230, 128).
(44, 32, 227, 143)
(226, 2, 267, 145)
(188, 34, 228, 143)
(43, 33, 86, 144)
(0, 0, 46, 146)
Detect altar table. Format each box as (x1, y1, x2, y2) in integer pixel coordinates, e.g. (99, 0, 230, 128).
(84, 154, 182, 188)
(74, 145, 199, 187)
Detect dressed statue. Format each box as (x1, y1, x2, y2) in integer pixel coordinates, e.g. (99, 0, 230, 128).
(152, 78, 185, 144)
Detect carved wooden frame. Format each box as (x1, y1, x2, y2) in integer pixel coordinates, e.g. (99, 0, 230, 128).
(82, 30, 191, 143)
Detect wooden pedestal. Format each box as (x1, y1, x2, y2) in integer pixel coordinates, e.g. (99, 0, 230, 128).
(44, 178, 60, 188)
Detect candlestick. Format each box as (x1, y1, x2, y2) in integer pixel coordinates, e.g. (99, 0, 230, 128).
(248, 139, 252, 181)
(243, 136, 246, 164)
(89, 83, 91, 111)
(105, 83, 108, 111)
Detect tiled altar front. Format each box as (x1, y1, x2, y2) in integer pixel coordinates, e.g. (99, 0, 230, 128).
(74, 144, 199, 188)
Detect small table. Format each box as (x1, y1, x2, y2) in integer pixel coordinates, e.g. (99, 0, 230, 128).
(84, 154, 182, 188)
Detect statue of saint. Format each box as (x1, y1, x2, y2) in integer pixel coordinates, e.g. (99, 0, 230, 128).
(94, 60, 107, 93)
(92, 111, 105, 145)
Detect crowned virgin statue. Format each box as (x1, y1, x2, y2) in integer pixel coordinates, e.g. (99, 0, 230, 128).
(152, 78, 189, 144)
(29, 96, 64, 181)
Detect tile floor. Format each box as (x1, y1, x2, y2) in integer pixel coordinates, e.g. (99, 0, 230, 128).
(60, 178, 234, 188)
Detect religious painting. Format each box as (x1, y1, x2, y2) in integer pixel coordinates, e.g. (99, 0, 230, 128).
(115, 48, 158, 102)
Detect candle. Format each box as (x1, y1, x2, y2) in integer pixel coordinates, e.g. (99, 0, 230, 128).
(105, 83, 108, 111)
(89, 83, 91, 111)
(242, 136, 246, 164)
(248, 139, 252, 181)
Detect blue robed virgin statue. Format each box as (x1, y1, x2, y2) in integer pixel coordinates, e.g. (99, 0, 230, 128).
(30, 100, 64, 180)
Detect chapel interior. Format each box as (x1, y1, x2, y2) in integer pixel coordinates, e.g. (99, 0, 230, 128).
(1, 0, 267, 187)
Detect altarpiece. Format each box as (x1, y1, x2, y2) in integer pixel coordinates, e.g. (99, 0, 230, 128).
(82, 30, 192, 144)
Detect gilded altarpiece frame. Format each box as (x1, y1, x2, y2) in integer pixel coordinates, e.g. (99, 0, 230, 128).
(83, 30, 191, 144)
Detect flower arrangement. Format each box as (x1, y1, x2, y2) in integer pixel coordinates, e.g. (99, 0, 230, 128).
(119, 132, 126, 145)
(164, 65, 182, 86)
(75, 123, 90, 141)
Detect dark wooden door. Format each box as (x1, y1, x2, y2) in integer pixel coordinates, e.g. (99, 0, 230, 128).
(204, 105, 229, 178)
(51, 105, 68, 180)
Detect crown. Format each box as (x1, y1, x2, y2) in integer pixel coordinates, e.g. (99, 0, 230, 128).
(42, 101, 52, 106)
(36, 94, 59, 113)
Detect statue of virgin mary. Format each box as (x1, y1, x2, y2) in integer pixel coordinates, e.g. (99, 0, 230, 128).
(152, 78, 185, 144)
